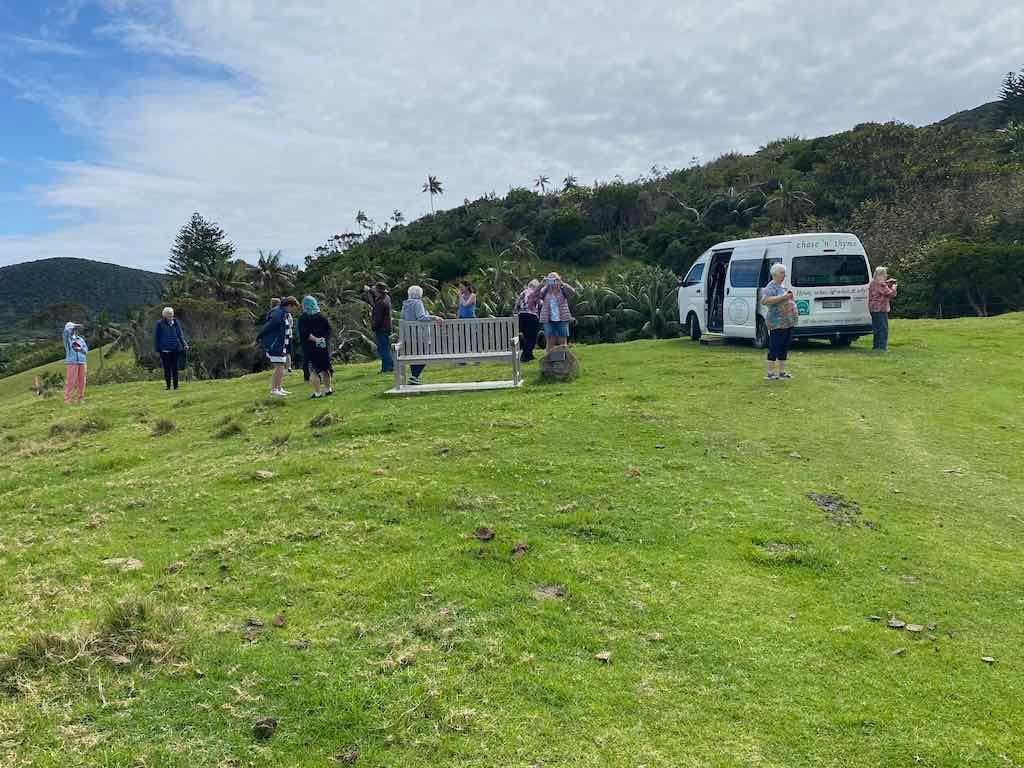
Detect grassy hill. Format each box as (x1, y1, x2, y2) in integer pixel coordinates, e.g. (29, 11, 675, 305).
(0, 346, 130, 399)
(0, 258, 165, 339)
(1, 317, 1022, 767)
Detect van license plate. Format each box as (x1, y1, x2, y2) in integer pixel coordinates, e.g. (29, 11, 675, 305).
(823, 300, 842, 309)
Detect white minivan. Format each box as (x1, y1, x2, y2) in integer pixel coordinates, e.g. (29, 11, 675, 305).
(677, 233, 873, 347)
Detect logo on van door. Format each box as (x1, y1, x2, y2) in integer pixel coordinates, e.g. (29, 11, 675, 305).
(796, 299, 811, 316)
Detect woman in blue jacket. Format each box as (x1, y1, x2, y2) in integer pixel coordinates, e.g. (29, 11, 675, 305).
(259, 296, 299, 396)
(62, 321, 88, 404)
(154, 307, 188, 390)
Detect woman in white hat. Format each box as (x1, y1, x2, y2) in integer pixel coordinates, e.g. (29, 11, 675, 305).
(62, 321, 89, 404)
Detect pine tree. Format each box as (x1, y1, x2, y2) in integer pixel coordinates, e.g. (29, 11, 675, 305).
(1000, 68, 1024, 122)
(167, 212, 236, 277)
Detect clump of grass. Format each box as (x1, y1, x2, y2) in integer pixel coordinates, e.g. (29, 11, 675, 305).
(745, 538, 832, 573)
(0, 597, 184, 693)
(78, 414, 113, 434)
(151, 418, 176, 437)
(215, 421, 243, 439)
(270, 433, 290, 447)
(309, 410, 336, 428)
(49, 413, 113, 438)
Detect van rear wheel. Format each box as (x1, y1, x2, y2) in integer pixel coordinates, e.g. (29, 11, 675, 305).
(753, 318, 769, 349)
(830, 335, 854, 347)
(688, 314, 702, 341)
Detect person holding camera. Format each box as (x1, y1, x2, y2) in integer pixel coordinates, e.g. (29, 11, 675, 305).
(761, 262, 799, 381)
(538, 272, 576, 351)
(868, 266, 898, 352)
(365, 283, 393, 374)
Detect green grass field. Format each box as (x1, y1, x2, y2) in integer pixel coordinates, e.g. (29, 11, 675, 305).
(1, 317, 1022, 768)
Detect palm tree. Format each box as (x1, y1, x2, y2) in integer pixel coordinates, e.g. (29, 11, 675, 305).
(109, 309, 147, 361)
(355, 210, 369, 231)
(764, 182, 815, 224)
(391, 209, 405, 225)
(90, 311, 123, 374)
(253, 250, 293, 301)
(534, 175, 550, 194)
(616, 271, 681, 339)
(562, 175, 578, 193)
(574, 282, 626, 343)
(497, 233, 536, 264)
(203, 260, 258, 308)
(422, 175, 444, 213)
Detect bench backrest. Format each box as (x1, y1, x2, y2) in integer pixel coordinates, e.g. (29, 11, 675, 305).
(398, 317, 518, 356)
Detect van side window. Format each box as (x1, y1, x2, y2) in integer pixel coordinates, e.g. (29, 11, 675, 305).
(728, 260, 761, 288)
(760, 258, 782, 286)
(683, 263, 704, 286)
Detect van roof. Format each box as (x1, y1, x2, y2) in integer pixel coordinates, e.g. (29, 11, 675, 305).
(710, 232, 862, 251)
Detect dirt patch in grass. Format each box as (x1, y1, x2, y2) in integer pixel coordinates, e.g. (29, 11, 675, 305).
(807, 493, 864, 526)
(0, 597, 184, 694)
(533, 584, 568, 600)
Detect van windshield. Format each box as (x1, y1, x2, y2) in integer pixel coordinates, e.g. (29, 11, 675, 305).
(791, 254, 869, 287)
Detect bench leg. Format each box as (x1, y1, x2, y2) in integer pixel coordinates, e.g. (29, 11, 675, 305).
(393, 345, 403, 390)
(512, 339, 521, 385)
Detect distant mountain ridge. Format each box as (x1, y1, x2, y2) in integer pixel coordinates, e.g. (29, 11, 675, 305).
(0, 258, 165, 338)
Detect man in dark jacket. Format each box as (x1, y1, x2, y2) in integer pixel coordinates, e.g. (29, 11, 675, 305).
(259, 296, 298, 396)
(154, 307, 188, 390)
(365, 282, 393, 373)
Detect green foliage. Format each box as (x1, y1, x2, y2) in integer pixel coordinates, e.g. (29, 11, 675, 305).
(1000, 67, 1024, 122)
(167, 212, 236, 279)
(0, 341, 64, 379)
(0, 259, 164, 340)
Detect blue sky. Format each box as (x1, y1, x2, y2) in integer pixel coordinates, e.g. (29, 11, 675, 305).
(1, 1, 1023, 272)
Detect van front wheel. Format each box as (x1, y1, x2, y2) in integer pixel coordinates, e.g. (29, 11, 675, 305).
(688, 314, 702, 341)
(753, 318, 769, 349)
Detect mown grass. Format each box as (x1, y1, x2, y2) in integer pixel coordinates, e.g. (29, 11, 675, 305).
(0, 316, 1022, 767)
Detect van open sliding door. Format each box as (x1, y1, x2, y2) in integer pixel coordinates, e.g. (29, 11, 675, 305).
(722, 246, 764, 339)
(706, 250, 732, 333)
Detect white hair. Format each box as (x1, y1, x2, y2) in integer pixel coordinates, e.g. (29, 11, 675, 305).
(874, 266, 888, 279)
(769, 262, 786, 277)
(407, 285, 423, 299)
(162, 306, 174, 317)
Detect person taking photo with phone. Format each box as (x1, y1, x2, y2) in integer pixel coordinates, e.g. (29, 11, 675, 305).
(868, 266, 898, 352)
(761, 262, 799, 381)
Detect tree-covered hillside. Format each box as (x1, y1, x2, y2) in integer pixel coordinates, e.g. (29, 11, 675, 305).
(0, 258, 165, 340)
(301, 82, 1024, 319)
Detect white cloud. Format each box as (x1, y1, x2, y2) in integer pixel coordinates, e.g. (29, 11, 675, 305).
(2, 0, 1024, 271)
(5, 34, 89, 57)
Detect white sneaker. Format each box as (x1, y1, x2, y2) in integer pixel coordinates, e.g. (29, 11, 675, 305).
(408, 376, 422, 385)
(270, 388, 287, 397)
(279, 388, 291, 395)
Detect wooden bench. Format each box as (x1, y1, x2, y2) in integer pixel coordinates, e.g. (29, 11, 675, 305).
(387, 317, 522, 395)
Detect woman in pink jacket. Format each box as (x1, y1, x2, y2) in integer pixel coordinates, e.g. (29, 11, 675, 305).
(868, 266, 898, 352)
